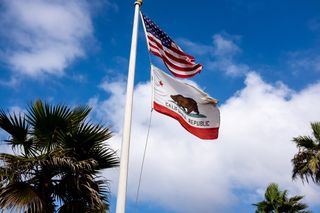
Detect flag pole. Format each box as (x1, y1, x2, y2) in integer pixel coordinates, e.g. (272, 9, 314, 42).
(116, 0, 142, 213)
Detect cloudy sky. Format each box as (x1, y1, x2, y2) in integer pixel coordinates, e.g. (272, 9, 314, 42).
(1, 0, 320, 212)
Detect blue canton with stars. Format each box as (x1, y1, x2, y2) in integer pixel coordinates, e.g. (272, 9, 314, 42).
(142, 13, 173, 49)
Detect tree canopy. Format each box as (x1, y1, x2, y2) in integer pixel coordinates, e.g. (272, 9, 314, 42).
(253, 183, 311, 213)
(292, 122, 320, 184)
(0, 100, 119, 212)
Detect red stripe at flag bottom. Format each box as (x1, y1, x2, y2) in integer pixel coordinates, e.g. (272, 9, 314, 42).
(153, 102, 219, 140)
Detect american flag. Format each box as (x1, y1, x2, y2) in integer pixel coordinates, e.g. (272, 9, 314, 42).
(141, 13, 202, 78)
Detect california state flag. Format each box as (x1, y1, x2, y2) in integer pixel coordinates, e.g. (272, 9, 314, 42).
(152, 65, 220, 140)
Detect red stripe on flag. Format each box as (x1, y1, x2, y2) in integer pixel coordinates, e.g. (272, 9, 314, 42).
(164, 67, 201, 78)
(164, 52, 194, 65)
(148, 40, 202, 72)
(153, 102, 219, 140)
(147, 35, 197, 66)
(147, 36, 189, 60)
(149, 42, 195, 66)
(150, 51, 202, 75)
(161, 56, 202, 72)
(150, 49, 162, 58)
(146, 34, 202, 77)
(147, 35, 194, 61)
(168, 44, 195, 62)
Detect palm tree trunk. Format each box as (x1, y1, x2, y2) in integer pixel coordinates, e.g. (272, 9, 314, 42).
(39, 177, 55, 213)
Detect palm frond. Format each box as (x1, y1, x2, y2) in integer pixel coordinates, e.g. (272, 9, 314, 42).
(58, 199, 107, 213)
(58, 201, 88, 213)
(253, 183, 311, 213)
(265, 183, 280, 202)
(311, 122, 320, 143)
(292, 122, 320, 184)
(76, 122, 112, 146)
(35, 153, 98, 176)
(292, 148, 320, 183)
(26, 100, 75, 152)
(293, 136, 317, 150)
(0, 182, 44, 212)
(0, 153, 39, 182)
(69, 106, 91, 128)
(89, 147, 119, 170)
(59, 121, 113, 158)
(55, 174, 109, 212)
(0, 110, 32, 154)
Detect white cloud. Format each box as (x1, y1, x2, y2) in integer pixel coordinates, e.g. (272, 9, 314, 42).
(0, 77, 20, 87)
(93, 72, 320, 213)
(209, 59, 251, 76)
(0, 0, 93, 77)
(178, 38, 213, 56)
(181, 33, 251, 76)
(209, 33, 251, 76)
(287, 50, 320, 73)
(89, 79, 127, 131)
(212, 34, 241, 57)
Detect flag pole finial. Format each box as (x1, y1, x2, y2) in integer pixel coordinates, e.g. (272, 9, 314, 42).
(135, 0, 142, 6)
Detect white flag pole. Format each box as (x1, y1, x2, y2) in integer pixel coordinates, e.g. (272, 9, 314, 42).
(116, 1, 142, 213)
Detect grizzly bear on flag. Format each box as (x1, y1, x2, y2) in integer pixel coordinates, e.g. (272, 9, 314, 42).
(170, 94, 199, 115)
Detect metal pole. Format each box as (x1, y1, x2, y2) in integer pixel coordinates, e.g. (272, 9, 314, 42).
(116, 1, 142, 213)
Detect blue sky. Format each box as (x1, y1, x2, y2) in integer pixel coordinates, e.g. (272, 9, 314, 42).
(1, 0, 320, 212)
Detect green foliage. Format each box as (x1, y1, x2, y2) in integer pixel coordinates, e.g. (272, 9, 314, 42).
(292, 122, 320, 183)
(253, 183, 311, 213)
(0, 100, 119, 212)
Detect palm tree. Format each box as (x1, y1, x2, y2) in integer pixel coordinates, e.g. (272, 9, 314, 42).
(253, 183, 311, 213)
(292, 122, 320, 184)
(0, 100, 119, 212)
